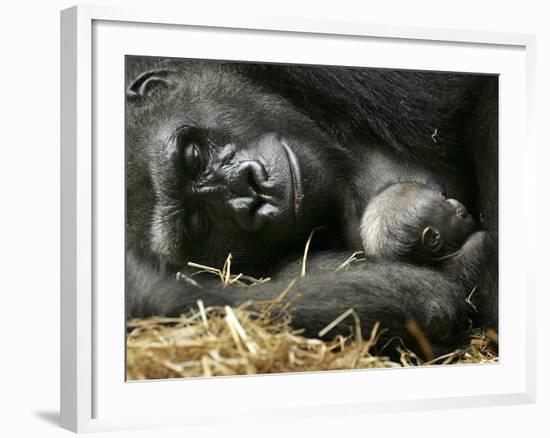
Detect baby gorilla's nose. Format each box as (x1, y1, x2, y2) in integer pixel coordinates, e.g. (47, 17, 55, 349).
(446, 198, 468, 218)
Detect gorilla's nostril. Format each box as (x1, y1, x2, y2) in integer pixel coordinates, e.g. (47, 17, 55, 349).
(229, 160, 268, 198)
(247, 169, 261, 195)
(248, 161, 268, 188)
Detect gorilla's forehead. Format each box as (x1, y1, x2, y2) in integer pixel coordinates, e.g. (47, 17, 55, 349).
(126, 61, 325, 146)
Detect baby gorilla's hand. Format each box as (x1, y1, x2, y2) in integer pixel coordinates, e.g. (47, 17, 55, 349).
(460, 230, 487, 256)
(442, 231, 490, 289)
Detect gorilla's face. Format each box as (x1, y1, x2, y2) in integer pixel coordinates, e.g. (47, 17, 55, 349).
(126, 64, 340, 269)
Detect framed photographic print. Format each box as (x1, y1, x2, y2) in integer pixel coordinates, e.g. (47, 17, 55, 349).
(61, 5, 536, 433)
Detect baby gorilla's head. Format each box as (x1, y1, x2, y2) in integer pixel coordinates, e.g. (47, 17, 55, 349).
(360, 182, 477, 263)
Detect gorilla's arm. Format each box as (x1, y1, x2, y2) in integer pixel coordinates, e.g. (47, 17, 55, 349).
(127, 252, 473, 356)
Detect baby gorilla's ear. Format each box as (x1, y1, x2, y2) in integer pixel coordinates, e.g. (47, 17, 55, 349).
(421, 226, 443, 253)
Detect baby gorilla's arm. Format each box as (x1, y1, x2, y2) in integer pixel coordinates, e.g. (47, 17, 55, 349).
(441, 231, 491, 289)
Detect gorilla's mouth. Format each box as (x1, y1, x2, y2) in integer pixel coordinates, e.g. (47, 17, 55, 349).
(280, 139, 303, 218)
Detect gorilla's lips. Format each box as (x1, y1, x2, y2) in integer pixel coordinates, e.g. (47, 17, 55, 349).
(280, 139, 303, 218)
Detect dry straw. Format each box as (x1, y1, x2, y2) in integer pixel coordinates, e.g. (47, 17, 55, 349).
(127, 250, 498, 380)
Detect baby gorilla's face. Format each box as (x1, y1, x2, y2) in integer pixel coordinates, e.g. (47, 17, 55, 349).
(421, 191, 477, 257)
(359, 182, 479, 263)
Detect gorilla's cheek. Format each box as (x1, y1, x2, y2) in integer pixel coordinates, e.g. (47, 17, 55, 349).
(283, 138, 340, 232)
(249, 133, 337, 242)
(249, 134, 301, 226)
(149, 204, 181, 262)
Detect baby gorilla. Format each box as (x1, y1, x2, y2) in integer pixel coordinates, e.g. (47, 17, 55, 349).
(360, 182, 488, 288)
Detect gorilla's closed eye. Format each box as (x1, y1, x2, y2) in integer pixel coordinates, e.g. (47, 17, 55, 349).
(174, 127, 207, 178)
(182, 142, 204, 178)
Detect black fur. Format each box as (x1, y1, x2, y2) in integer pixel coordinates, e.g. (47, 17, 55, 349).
(125, 56, 498, 358)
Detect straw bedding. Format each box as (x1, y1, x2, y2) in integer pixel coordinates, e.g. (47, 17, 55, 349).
(127, 253, 498, 380)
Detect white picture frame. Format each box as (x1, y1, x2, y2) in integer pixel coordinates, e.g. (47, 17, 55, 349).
(60, 4, 536, 433)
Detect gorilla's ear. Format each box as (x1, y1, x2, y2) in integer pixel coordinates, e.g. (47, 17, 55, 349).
(127, 69, 176, 103)
(421, 226, 443, 253)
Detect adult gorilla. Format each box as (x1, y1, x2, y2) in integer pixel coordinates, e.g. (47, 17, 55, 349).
(126, 56, 498, 357)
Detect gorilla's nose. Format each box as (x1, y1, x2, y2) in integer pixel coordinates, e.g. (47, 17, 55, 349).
(224, 160, 280, 232)
(226, 160, 268, 198)
(447, 198, 468, 218)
